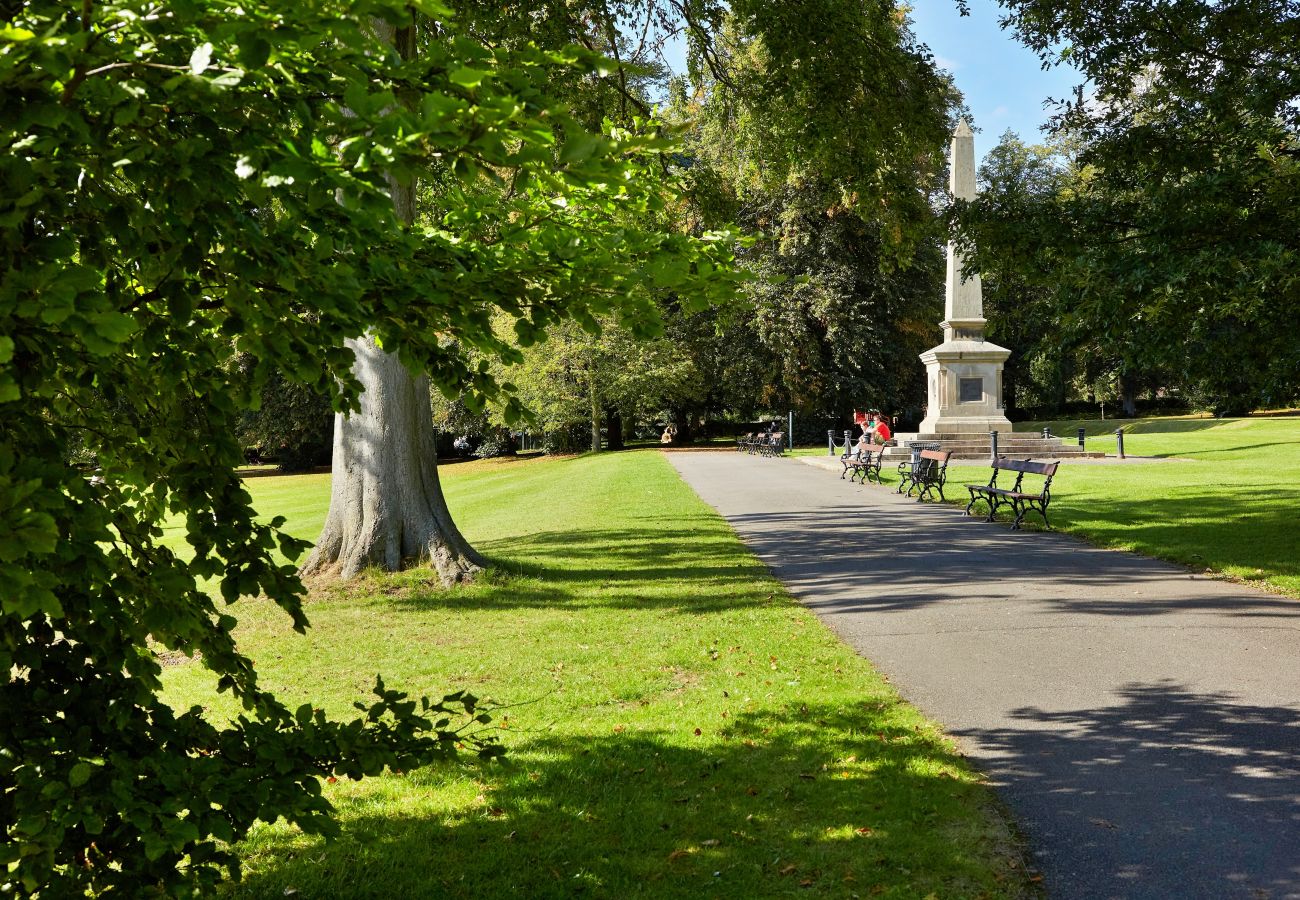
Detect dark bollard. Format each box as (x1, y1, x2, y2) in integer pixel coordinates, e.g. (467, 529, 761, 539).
(1042, 426, 1052, 439)
(990, 430, 999, 460)
(827, 429, 834, 456)
(1116, 428, 1126, 459)
(844, 430, 853, 455)
(1077, 427, 1086, 449)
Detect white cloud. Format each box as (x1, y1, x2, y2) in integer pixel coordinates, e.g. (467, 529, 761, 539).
(935, 55, 960, 72)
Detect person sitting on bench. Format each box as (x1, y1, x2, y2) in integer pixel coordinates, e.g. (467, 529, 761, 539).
(873, 415, 892, 445)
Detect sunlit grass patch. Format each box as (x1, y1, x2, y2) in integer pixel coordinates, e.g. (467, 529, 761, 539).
(163, 451, 1032, 898)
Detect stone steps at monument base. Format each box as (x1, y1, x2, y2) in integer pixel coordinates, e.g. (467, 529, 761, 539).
(878, 435, 1105, 461)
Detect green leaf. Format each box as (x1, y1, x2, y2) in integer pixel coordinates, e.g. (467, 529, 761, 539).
(559, 133, 602, 164)
(239, 36, 271, 69)
(447, 68, 486, 89)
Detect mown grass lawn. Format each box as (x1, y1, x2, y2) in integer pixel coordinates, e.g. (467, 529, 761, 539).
(162, 451, 1031, 898)
(804, 415, 1300, 598)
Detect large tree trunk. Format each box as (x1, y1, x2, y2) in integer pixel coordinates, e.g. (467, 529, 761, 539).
(605, 407, 624, 451)
(1119, 370, 1139, 418)
(301, 14, 484, 585)
(301, 336, 486, 583)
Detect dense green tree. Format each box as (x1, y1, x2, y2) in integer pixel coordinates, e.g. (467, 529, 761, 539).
(960, 0, 1300, 414)
(660, 10, 956, 430)
(230, 356, 334, 470)
(0, 1, 737, 892)
(503, 315, 699, 451)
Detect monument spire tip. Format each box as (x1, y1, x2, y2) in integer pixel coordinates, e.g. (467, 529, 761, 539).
(955, 119, 973, 137)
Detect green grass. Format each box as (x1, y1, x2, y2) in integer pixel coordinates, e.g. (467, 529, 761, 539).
(976, 415, 1300, 597)
(162, 451, 1030, 898)
(800, 415, 1300, 597)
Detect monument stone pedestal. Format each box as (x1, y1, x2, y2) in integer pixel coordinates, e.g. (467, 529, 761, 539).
(917, 331, 1012, 435)
(916, 120, 1012, 437)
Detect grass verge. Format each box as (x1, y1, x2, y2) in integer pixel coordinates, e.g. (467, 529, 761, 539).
(162, 450, 1031, 898)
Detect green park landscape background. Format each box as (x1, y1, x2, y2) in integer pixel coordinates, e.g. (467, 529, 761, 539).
(156, 414, 1297, 895)
(7, 0, 1297, 892)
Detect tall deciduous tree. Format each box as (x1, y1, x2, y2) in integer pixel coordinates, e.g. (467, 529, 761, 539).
(0, 1, 735, 892)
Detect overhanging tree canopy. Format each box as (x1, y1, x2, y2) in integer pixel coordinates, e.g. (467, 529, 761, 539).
(0, 0, 737, 891)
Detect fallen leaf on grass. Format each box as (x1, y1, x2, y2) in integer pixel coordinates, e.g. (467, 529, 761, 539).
(779, 864, 798, 876)
(855, 827, 873, 836)
(701, 839, 720, 847)
(667, 849, 690, 862)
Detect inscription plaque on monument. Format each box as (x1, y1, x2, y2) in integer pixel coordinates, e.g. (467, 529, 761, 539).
(959, 377, 983, 403)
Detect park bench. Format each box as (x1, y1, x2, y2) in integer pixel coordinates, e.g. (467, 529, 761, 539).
(840, 447, 884, 483)
(736, 432, 754, 452)
(757, 432, 785, 457)
(896, 449, 951, 501)
(964, 457, 1060, 530)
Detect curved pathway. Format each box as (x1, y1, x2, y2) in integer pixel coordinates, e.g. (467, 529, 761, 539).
(668, 451, 1300, 899)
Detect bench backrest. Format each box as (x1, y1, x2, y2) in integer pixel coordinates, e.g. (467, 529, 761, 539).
(919, 449, 951, 464)
(768, 432, 784, 444)
(992, 457, 1058, 477)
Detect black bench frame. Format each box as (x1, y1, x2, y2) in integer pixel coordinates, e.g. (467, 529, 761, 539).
(744, 432, 784, 457)
(964, 457, 1060, 530)
(896, 449, 951, 502)
(840, 447, 883, 484)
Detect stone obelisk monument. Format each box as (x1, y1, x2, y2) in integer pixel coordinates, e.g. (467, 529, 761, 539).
(917, 120, 1013, 435)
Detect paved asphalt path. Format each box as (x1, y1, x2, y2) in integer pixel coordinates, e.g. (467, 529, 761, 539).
(667, 451, 1300, 900)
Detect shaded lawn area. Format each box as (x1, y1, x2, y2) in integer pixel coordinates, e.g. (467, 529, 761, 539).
(162, 451, 1030, 898)
(812, 416, 1299, 597)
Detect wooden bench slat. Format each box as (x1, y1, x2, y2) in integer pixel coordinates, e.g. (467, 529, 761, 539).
(963, 456, 1061, 530)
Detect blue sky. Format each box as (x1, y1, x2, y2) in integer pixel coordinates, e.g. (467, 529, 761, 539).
(906, 0, 1082, 154)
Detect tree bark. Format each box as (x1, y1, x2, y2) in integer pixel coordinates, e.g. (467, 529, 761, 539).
(1119, 370, 1138, 418)
(588, 372, 601, 453)
(301, 14, 484, 585)
(605, 407, 624, 451)
(301, 336, 486, 584)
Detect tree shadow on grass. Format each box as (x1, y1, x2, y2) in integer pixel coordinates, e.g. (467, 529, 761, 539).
(384, 524, 780, 615)
(709, 499, 1300, 620)
(953, 681, 1300, 899)
(227, 702, 1030, 898)
(1048, 490, 1300, 592)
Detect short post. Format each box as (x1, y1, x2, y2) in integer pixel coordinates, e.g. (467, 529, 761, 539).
(1077, 427, 1086, 449)
(787, 411, 793, 450)
(844, 430, 853, 456)
(990, 430, 999, 460)
(1116, 428, 1126, 459)
(1041, 426, 1052, 439)
(827, 429, 834, 456)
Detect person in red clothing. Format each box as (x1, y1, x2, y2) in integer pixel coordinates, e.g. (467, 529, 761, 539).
(873, 415, 892, 444)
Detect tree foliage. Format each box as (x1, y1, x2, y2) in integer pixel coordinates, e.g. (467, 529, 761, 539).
(0, 0, 737, 892)
(659, 8, 954, 428)
(959, 0, 1300, 414)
